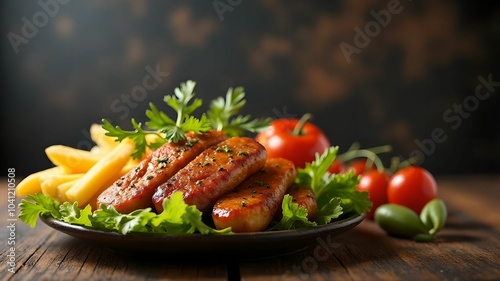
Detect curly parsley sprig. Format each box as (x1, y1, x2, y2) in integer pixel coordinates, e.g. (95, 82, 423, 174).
(102, 80, 211, 158)
(102, 80, 272, 158)
(270, 146, 372, 230)
(296, 147, 372, 223)
(208, 87, 272, 137)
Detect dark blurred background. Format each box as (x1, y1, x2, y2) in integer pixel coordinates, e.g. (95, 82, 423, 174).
(2, 0, 499, 177)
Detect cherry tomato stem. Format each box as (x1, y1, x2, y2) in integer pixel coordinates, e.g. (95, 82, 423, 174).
(389, 155, 420, 174)
(292, 113, 313, 136)
(389, 157, 401, 174)
(338, 146, 391, 172)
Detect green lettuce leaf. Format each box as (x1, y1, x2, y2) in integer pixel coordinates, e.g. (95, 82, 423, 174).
(19, 193, 61, 227)
(314, 197, 343, 225)
(296, 146, 372, 224)
(18, 192, 231, 235)
(269, 195, 317, 230)
(320, 172, 371, 215)
(59, 202, 93, 226)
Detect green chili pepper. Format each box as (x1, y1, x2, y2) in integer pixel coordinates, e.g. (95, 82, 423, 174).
(413, 233, 436, 242)
(420, 199, 447, 235)
(375, 204, 433, 241)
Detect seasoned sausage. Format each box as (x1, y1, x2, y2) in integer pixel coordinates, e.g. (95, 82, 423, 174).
(212, 158, 296, 232)
(152, 137, 266, 213)
(96, 130, 227, 213)
(285, 184, 317, 220)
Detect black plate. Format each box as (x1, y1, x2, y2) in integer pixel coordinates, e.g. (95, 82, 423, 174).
(40, 214, 364, 259)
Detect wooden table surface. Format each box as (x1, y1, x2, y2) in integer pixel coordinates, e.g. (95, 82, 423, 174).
(1, 175, 499, 281)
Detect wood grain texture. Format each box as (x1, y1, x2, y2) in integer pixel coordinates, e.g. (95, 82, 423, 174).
(238, 176, 500, 281)
(1, 176, 499, 281)
(0, 222, 229, 281)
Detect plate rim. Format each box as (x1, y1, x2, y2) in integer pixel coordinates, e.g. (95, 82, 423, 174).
(39, 213, 365, 257)
(40, 212, 365, 239)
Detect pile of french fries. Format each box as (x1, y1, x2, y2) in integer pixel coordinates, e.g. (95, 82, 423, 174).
(16, 124, 149, 209)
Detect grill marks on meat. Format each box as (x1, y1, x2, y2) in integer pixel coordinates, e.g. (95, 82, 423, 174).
(96, 130, 227, 213)
(152, 137, 266, 213)
(212, 158, 296, 232)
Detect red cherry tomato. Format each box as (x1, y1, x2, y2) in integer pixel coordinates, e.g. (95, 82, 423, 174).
(328, 160, 345, 174)
(346, 159, 376, 176)
(357, 170, 390, 219)
(255, 116, 330, 169)
(387, 166, 438, 214)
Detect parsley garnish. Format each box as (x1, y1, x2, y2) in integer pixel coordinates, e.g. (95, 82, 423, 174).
(269, 195, 318, 230)
(296, 146, 372, 224)
(102, 80, 211, 158)
(207, 86, 272, 137)
(270, 146, 372, 230)
(102, 81, 271, 159)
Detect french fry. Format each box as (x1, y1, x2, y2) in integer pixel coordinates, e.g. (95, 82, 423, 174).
(90, 145, 103, 154)
(17, 122, 141, 203)
(45, 145, 102, 174)
(90, 123, 119, 152)
(86, 173, 126, 210)
(16, 167, 62, 197)
(57, 180, 78, 202)
(145, 133, 163, 144)
(40, 181, 58, 199)
(40, 174, 84, 199)
(65, 139, 134, 206)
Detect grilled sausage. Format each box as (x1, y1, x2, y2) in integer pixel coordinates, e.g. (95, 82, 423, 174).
(152, 137, 266, 213)
(96, 130, 227, 213)
(212, 158, 296, 232)
(285, 184, 317, 220)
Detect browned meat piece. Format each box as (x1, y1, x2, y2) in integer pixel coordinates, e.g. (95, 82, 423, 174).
(96, 130, 227, 213)
(285, 184, 317, 220)
(212, 158, 296, 232)
(152, 137, 266, 213)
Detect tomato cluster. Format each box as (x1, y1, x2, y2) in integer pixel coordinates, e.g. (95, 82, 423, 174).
(256, 114, 439, 220)
(328, 158, 438, 219)
(357, 166, 437, 218)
